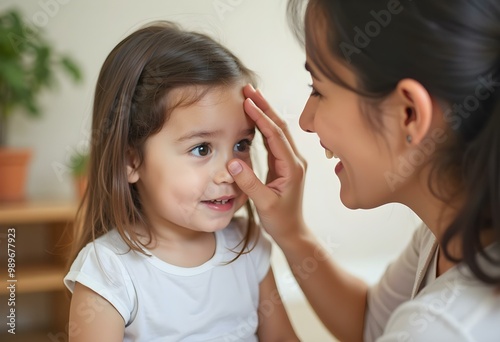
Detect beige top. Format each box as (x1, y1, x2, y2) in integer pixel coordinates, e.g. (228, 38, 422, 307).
(364, 224, 500, 341)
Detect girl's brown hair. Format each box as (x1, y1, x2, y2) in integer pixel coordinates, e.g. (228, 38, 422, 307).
(69, 22, 257, 265)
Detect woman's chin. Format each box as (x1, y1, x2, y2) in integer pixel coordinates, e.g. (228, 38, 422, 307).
(339, 192, 379, 210)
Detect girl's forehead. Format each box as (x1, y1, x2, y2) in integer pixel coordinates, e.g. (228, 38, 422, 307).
(167, 83, 245, 107)
(163, 84, 252, 131)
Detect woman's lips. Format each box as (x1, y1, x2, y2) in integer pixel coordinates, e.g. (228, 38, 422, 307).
(335, 161, 344, 174)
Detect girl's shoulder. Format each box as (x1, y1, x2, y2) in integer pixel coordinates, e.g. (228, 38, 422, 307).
(65, 229, 135, 289)
(67, 229, 132, 276)
(64, 229, 137, 324)
(93, 228, 130, 252)
(69, 229, 133, 263)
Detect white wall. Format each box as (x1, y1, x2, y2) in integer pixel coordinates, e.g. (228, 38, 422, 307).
(1, 0, 421, 300)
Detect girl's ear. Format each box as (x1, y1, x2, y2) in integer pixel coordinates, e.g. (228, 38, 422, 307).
(395, 79, 433, 145)
(126, 148, 140, 184)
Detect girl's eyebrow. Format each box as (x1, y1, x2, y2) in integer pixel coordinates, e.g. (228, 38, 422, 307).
(176, 128, 255, 142)
(176, 130, 221, 142)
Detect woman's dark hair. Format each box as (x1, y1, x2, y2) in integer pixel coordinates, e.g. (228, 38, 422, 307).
(70, 22, 257, 265)
(289, 0, 500, 284)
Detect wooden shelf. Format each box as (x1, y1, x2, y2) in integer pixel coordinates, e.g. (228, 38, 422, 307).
(0, 200, 76, 335)
(0, 201, 77, 225)
(0, 264, 66, 295)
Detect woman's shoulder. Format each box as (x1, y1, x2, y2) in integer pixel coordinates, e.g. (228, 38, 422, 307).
(380, 268, 500, 341)
(411, 223, 436, 250)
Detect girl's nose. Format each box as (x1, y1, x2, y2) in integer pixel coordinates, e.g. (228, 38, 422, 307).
(213, 155, 235, 184)
(214, 167, 234, 184)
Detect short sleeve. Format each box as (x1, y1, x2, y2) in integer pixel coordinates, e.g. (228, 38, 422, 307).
(64, 242, 136, 324)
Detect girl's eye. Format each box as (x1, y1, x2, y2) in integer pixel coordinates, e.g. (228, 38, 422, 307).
(190, 143, 212, 157)
(234, 139, 252, 153)
(308, 84, 321, 97)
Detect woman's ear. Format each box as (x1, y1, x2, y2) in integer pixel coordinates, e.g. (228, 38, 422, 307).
(395, 79, 433, 145)
(126, 148, 140, 184)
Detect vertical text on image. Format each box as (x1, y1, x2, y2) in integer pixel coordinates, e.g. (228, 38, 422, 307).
(5, 227, 16, 334)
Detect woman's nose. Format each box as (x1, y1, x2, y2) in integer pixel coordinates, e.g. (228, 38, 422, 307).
(299, 97, 318, 133)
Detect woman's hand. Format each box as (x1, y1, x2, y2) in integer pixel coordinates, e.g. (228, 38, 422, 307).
(228, 84, 307, 245)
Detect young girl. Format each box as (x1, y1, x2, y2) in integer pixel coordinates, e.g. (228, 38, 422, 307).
(228, 0, 500, 341)
(64, 22, 298, 342)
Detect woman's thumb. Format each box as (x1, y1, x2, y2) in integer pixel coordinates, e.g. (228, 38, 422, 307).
(228, 159, 275, 208)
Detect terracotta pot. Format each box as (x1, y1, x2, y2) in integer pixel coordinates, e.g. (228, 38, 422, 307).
(74, 175, 87, 199)
(0, 147, 32, 202)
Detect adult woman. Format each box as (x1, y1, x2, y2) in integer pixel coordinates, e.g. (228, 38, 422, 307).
(228, 0, 500, 341)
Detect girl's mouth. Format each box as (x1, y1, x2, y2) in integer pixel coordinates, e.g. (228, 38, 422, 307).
(202, 197, 235, 212)
(210, 199, 230, 205)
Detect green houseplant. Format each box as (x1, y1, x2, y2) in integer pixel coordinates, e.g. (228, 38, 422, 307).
(69, 149, 89, 199)
(0, 9, 82, 201)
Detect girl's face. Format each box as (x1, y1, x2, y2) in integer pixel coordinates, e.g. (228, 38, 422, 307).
(300, 56, 406, 209)
(131, 85, 254, 235)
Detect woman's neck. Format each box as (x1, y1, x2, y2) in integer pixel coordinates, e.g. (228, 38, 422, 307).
(402, 172, 496, 275)
(400, 172, 463, 269)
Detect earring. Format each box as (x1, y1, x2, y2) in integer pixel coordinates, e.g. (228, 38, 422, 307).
(406, 135, 412, 144)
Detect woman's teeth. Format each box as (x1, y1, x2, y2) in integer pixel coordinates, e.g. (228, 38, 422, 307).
(325, 149, 335, 159)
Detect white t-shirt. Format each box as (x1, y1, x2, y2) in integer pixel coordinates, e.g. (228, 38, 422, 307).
(365, 224, 500, 341)
(64, 218, 271, 342)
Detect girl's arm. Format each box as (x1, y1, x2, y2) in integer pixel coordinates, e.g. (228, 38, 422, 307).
(229, 85, 368, 342)
(69, 282, 125, 342)
(257, 267, 300, 341)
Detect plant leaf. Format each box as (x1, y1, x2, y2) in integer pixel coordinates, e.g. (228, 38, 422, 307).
(0, 8, 83, 131)
(61, 56, 82, 82)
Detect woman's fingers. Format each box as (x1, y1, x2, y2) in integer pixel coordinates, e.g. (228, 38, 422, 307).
(227, 159, 277, 210)
(243, 84, 307, 170)
(243, 98, 297, 178)
(232, 85, 307, 242)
